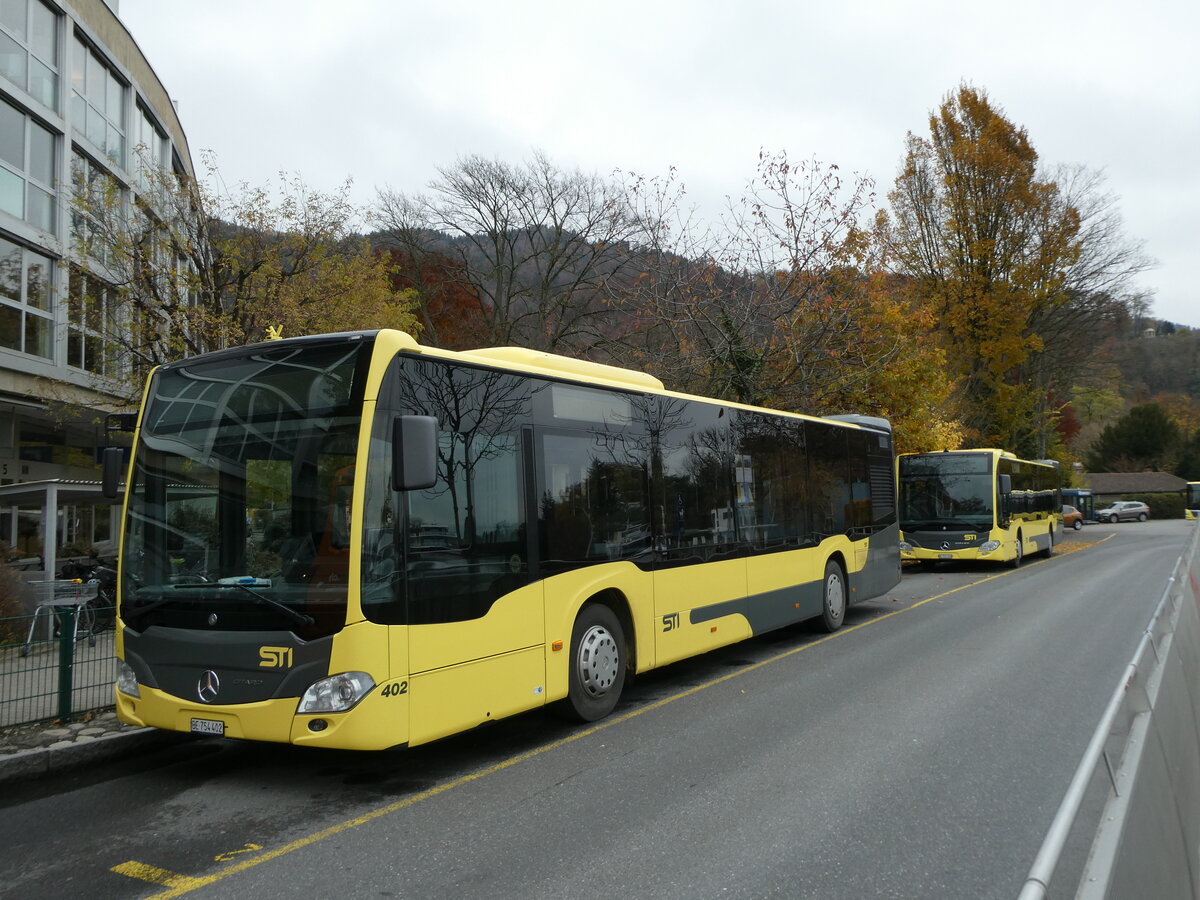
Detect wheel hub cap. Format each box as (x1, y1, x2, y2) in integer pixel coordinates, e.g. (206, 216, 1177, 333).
(828, 575, 845, 620)
(578, 625, 619, 698)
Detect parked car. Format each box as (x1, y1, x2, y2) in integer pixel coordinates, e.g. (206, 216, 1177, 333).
(1061, 505, 1084, 530)
(1095, 500, 1150, 523)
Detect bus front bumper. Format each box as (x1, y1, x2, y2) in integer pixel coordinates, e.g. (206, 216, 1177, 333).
(114, 684, 407, 751)
(900, 539, 1004, 563)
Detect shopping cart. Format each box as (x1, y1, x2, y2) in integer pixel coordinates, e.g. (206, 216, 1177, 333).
(19, 579, 100, 657)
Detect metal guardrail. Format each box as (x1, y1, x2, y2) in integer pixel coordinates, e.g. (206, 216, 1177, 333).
(1018, 521, 1200, 899)
(0, 596, 118, 727)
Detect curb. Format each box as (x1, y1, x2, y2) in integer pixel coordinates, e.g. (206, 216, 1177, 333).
(0, 727, 183, 786)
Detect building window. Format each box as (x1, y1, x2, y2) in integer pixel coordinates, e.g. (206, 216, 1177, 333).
(0, 95, 57, 232)
(71, 33, 124, 167)
(132, 103, 169, 192)
(0, 0, 59, 110)
(71, 149, 122, 266)
(0, 233, 54, 359)
(67, 265, 116, 375)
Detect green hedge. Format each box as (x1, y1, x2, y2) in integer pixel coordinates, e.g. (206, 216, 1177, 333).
(1120, 492, 1186, 519)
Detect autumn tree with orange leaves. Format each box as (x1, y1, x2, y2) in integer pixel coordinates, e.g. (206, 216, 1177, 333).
(885, 85, 1151, 458)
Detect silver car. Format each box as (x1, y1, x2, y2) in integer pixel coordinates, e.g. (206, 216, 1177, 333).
(1095, 501, 1150, 523)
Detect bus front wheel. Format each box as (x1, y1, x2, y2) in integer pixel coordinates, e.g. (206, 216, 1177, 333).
(818, 560, 847, 633)
(1010, 534, 1024, 569)
(563, 604, 626, 722)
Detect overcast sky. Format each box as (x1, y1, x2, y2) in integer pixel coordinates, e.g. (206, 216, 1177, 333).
(115, 0, 1197, 326)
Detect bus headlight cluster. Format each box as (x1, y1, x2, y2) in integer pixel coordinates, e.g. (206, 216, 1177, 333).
(899, 541, 913, 552)
(116, 661, 141, 698)
(297, 671, 375, 713)
(979, 540, 1001, 553)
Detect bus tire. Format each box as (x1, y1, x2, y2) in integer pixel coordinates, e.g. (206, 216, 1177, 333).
(1010, 533, 1023, 569)
(1043, 530, 1054, 558)
(818, 559, 847, 633)
(562, 604, 626, 722)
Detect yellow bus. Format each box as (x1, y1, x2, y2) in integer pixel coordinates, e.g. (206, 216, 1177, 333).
(1187, 482, 1200, 520)
(897, 449, 1060, 569)
(107, 329, 900, 750)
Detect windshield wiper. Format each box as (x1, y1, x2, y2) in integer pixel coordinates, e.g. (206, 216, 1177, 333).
(122, 593, 176, 626)
(184, 582, 315, 626)
(125, 582, 314, 627)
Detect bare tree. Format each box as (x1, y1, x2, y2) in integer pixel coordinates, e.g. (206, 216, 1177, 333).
(374, 150, 650, 353)
(609, 153, 897, 407)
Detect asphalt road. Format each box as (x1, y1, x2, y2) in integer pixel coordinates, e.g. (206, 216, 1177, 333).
(1, 519, 1193, 900)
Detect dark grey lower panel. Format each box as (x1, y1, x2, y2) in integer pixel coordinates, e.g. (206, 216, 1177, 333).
(690, 580, 825, 634)
(689, 527, 901, 635)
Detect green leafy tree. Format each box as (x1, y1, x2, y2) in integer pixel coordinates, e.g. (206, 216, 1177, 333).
(1085, 403, 1181, 472)
(1177, 427, 1200, 479)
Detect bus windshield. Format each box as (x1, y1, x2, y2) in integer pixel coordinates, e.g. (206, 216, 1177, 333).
(120, 337, 373, 639)
(898, 453, 995, 530)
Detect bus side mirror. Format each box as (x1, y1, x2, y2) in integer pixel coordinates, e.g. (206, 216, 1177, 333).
(998, 474, 1012, 496)
(101, 447, 124, 499)
(392, 416, 437, 491)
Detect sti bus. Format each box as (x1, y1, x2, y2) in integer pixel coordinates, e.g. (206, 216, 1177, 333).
(106, 329, 899, 751)
(1188, 482, 1200, 520)
(897, 449, 1061, 569)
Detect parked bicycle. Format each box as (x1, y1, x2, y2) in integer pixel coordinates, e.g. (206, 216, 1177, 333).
(59, 557, 117, 632)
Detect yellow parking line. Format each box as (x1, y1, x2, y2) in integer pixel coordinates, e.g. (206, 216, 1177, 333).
(121, 533, 1115, 898)
(111, 861, 202, 890)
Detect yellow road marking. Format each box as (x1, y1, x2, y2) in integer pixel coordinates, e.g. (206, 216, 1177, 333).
(214, 843, 262, 862)
(111, 862, 203, 890)
(121, 534, 1115, 898)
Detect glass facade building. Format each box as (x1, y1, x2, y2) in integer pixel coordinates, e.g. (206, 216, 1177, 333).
(0, 0, 193, 558)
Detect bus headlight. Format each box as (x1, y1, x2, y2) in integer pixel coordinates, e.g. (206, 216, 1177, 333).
(297, 671, 375, 713)
(899, 541, 913, 552)
(979, 540, 1001, 553)
(116, 661, 141, 698)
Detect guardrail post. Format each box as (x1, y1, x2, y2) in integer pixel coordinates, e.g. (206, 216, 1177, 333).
(56, 605, 75, 720)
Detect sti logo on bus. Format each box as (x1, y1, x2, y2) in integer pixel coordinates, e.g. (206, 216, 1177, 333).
(259, 646, 294, 669)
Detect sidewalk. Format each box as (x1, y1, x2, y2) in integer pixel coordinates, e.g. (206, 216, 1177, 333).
(0, 709, 180, 785)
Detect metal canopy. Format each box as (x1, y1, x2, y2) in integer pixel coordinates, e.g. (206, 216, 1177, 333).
(0, 479, 122, 578)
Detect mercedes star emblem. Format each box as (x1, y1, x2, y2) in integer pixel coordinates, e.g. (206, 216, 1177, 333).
(197, 670, 220, 703)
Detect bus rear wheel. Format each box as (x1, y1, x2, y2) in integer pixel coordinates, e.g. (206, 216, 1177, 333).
(818, 560, 846, 633)
(563, 604, 626, 722)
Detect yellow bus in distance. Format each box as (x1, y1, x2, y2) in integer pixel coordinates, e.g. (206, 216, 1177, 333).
(897, 449, 1060, 569)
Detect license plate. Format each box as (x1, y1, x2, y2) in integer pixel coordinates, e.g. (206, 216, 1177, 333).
(190, 718, 225, 736)
(938, 553, 953, 559)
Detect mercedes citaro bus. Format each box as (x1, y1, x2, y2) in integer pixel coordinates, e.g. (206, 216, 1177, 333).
(107, 329, 900, 750)
(898, 449, 1060, 568)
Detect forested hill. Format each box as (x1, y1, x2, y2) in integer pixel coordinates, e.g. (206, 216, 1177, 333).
(1116, 324, 1200, 401)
